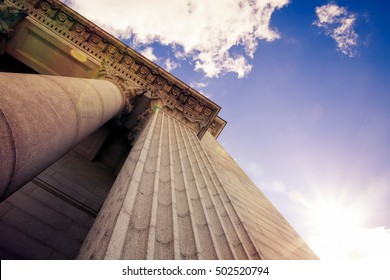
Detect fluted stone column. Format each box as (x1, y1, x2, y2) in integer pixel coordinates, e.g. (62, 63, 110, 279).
(78, 107, 261, 260)
(77, 106, 320, 260)
(0, 72, 124, 200)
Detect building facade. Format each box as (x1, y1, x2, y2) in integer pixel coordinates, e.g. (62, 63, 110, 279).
(0, 0, 318, 260)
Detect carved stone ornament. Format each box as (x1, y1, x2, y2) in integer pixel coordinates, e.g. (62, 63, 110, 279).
(0, 0, 26, 37)
(9, 0, 222, 139)
(147, 89, 208, 132)
(97, 60, 147, 114)
(126, 107, 153, 145)
(183, 111, 208, 130)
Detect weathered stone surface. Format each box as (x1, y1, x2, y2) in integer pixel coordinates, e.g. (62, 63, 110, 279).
(201, 132, 319, 260)
(30, 186, 94, 228)
(78, 111, 313, 260)
(6, 0, 222, 138)
(0, 221, 52, 259)
(0, 146, 116, 259)
(0, 72, 123, 200)
(0, 0, 319, 261)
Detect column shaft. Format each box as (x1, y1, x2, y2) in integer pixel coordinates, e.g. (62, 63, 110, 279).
(0, 72, 124, 200)
(78, 111, 255, 260)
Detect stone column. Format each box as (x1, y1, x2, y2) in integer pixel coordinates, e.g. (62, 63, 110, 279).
(0, 72, 124, 200)
(78, 106, 260, 260)
(77, 105, 319, 260)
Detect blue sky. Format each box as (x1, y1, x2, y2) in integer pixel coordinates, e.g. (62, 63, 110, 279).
(64, 0, 390, 259)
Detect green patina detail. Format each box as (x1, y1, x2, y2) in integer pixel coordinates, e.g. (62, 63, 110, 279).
(152, 105, 160, 112)
(97, 60, 110, 78)
(0, 1, 26, 37)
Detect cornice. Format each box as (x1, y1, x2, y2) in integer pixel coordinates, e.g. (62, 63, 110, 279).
(209, 116, 227, 139)
(9, 0, 225, 139)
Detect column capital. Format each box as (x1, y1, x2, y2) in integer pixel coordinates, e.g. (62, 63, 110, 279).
(97, 60, 147, 114)
(8, 0, 224, 139)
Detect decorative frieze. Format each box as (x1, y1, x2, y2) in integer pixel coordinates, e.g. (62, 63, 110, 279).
(8, 0, 223, 139)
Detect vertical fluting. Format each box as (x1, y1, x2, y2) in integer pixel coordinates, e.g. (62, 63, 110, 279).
(196, 134, 262, 259)
(183, 127, 235, 259)
(77, 109, 159, 259)
(148, 113, 176, 259)
(199, 134, 262, 259)
(120, 110, 163, 259)
(168, 116, 181, 259)
(172, 118, 202, 259)
(145, 112, 164, 259)
(78, 111, 262, 259)
(178, 122, 218, 259)
(180, 125, 229, 258)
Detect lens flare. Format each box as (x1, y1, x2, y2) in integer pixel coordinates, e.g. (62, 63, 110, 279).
(310, 203, 360, 234)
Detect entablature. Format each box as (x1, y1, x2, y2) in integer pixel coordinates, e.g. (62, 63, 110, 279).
(5, 0, 226, 139)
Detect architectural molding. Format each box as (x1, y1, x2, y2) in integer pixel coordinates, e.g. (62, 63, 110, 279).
(209, 117, 227, 139)
(126, 107, 153, 146)
(8, 0, 225, 139)
(0, 0, 319, 261)
(97, 60, 147, 114)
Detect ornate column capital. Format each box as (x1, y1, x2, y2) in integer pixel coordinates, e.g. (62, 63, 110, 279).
(8, 0, 224, 139)
(97, 60, 147, 114)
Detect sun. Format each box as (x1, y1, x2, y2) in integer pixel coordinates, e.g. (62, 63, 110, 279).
(305, 200, 365, 259)
(309, 202, 361, 234)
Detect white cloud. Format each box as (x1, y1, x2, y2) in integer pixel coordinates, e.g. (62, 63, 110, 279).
(299, 193, 390, 260)
(287, 190, 311, 207)
(308, 226, 390, 260)
(139, 47, 158, 62)
(271, 180, 286, 193)
(64, 0, 290, 78)
(190, 81, 207, 90)
(266, 180, 309, 206)
(246, 162, 264, 178)
(313, 3, 359, 57)
(163, 58, 180, 72)
(189, 81, 210, 97)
